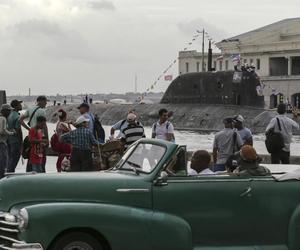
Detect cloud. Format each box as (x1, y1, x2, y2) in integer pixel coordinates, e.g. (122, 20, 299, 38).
(177, 18, 228, 42)
(7, 19, 102, 64)
(12, 19, 64, 37)
(87, 0, 115, 10)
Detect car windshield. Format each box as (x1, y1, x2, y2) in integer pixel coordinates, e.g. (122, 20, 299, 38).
(115, 143, 166, 174)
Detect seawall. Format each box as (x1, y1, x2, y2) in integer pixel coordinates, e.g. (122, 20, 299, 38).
(46, 103, 275, 134)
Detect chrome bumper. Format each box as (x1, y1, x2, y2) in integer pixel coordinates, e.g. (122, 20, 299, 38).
(0, 212, 43, 250)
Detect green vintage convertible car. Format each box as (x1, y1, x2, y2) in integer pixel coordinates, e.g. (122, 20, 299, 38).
(1, 139, 300, 250)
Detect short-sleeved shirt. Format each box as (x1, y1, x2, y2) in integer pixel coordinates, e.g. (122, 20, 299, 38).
(120, 123, 145, 148)
(266, 114, 299, 152)
(152, 121, 174, 141)
(213, 128, 243, 164)
(83, 112, 94, 133)
(23, 106, 47, 128)
(112, 119, 128, 138)
(7, 111, 22, 144)
(28, 128, 43, 164)
(236, 127, 252, 144)
(60, 127, 99, 150)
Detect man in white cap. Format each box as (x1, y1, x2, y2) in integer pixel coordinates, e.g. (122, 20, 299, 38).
(0, 104, 15, 178)
(234, 115, 253, 146)
(120, 113, 145, 149)
(60, 115, 100, 172)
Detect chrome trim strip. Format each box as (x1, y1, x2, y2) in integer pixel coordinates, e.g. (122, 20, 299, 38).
(0, 227, 19, 233)
(116, 188, 150, 193)
(0, 235, 24, 244)
(0, 221, 19, 227)
(167, 179, 252, 183)
(12, 243, 43, 250)
(0, 244, 13, 250)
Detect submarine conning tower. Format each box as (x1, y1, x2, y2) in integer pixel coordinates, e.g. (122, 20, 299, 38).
(160, 70, 264, 108)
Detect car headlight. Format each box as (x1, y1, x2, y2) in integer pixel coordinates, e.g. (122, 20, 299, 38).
(17, 208, 29, 230)
(4, 213, 17, 223)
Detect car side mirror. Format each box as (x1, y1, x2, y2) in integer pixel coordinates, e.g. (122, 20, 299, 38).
(154, 171, 168, 186)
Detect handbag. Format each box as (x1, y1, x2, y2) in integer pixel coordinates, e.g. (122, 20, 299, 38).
(265, 118, 285, 154)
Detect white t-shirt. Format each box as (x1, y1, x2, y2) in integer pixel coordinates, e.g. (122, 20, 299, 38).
(152, 121, 174, 141)
(266, 114, 299, 152)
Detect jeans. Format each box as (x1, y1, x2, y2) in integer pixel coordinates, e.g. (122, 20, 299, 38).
(0, 143, 8, 179)
(70, 148, 94, 172)
(213, 164, 226, 172)
(26, 151, 46, 173)
(7, 142, 21, 173)
(31, 164, 43, 173)
(271, 150, 290, 164)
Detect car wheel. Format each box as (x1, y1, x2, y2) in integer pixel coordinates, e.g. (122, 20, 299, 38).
(51, 231, 105, 250)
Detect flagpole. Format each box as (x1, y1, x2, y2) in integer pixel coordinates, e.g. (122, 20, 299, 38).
(202, 29, 205, 72)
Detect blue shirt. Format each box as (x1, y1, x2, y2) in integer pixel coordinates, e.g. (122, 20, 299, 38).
(83, 112, 94, 133)
(60, 127, 99, 150)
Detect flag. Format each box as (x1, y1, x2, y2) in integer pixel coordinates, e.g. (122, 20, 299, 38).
(230, 54, 240, 63)
(164, 75, 173, 81)
(216, 55, 223, 61)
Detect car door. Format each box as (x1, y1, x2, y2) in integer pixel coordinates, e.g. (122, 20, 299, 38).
(249, 176, 300, 246)
(152, 175, 254, 247)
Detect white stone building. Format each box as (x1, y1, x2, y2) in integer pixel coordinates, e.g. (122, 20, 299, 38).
(178, 18, 300, 108)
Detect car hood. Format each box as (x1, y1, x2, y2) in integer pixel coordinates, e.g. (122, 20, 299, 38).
(0, 171, 152, 211)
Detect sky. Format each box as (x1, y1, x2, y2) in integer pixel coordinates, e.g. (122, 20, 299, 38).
(0, 0, 299, 96)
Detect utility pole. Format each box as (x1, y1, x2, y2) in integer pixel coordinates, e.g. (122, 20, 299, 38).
(202, 29, 205, 72)
(134, 74, 137, 93)
(28, 88, 31, 97)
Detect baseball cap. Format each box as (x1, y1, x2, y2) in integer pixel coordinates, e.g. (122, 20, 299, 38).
(127, 113, 137, 122)
(10, 100, 23, 108)
(77, 103, 90, 109)
(223, 117, 234, 124)
(75, 115, 90, 125)
(1, 104, 13, 111)
(37, 95, 49, 102)
(234, 115, 245, 123)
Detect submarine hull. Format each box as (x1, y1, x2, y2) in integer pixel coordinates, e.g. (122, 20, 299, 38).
(161, 71, 264, 108)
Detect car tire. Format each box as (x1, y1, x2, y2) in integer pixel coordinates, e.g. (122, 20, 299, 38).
(51, 231, 105, 250)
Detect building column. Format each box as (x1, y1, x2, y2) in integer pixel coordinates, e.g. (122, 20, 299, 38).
(288, 56, 292, 76)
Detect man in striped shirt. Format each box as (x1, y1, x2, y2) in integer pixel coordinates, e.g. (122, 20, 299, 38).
(120, 113, 145, 149)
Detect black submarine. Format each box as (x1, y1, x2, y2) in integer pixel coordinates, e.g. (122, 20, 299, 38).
(161, 42, 264, 108)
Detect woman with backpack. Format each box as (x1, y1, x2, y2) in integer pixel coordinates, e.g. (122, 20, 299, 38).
(51, 109, 72, 172)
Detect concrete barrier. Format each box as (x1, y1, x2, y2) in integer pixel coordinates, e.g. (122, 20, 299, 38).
(47, 148, 300, 165)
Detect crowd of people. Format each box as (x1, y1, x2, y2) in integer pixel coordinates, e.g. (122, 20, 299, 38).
(0, 95, 299, 178)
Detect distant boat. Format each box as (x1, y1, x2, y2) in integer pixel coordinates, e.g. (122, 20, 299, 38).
(109, 99, 133, 104)
(139, 99, 154, 104)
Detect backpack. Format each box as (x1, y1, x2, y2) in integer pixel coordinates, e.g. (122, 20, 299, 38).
(265, 118, 285, 154)
(22, 107, 41, 159)
(93, 116, 105, 142)
(50, 133, 60, 152)
(22, 136, 30, 159)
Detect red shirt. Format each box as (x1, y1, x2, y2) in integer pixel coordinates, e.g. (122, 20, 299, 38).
(28, 128, 43, 164)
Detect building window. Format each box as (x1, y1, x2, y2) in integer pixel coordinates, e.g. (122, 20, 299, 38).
(269, 57, 288, 76)
(196, 62, 200, 72)
(225, 60, 229, 70)
(219, 61, 223, 71)
(291, 57, 300, 75)
(250, 58, 253, 65)
(243, 59, 247, 64)
(256, 58, 261, 70)
(186, 62, 189, 73)
(213, 61, 217, 70)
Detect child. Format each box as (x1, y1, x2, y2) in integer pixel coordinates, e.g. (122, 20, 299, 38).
(28, 116, 47, 173)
